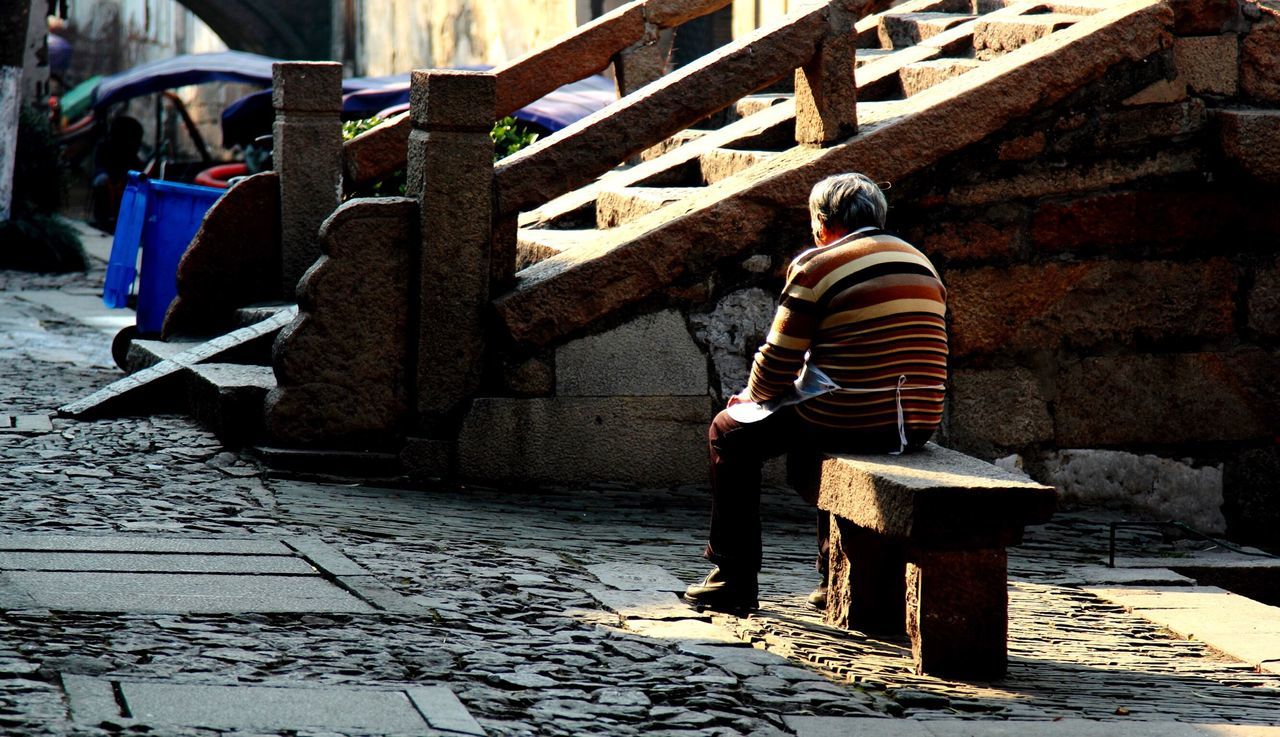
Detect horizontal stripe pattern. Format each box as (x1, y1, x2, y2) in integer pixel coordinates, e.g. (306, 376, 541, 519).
(746, 231, 949, 432)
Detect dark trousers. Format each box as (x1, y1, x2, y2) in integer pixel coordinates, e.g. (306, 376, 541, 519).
(703, 404, 930, 575)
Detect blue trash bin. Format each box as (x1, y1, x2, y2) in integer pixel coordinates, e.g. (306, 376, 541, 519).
(102, 172, 224, 335)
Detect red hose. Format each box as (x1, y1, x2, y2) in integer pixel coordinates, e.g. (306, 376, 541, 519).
(194, 163, 248, 188)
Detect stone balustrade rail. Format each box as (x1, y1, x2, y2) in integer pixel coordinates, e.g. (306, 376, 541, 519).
(343, 0, 732, 186)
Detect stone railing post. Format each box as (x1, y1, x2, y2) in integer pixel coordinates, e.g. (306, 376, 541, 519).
(794, 1, 858, 146)
(406, 70, 495, 436)
(613, 20, 667, 96)
(273, 61, 343, 298)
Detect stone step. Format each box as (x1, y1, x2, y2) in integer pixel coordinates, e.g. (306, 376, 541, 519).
(878, 12, 976, 48)
(974, 13, 1080, 60)
(899, 57, 984, 97)
(855, 48, 897, 67)
(640, 129, 706, 162)
(733, 94, 791, 120)
(187, 363, 276, 445)
(517, 228, 598, 269)
(979, 0, 1113, 14)
(596, 186, 702, 229)
(233, 303, 295, 329)
(698, 148, 776, 185)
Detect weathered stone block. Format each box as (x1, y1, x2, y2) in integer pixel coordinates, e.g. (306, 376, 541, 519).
(265, 199, 416, 447)
(1173, 34, 1238, 96)
(1030, 189, 1234, 253)
(946, 368, 1053, 453)
(272, 62, 344, 112)
(899, 58, 981, 97)
(408, 71, 496, 433)
(973, 14, 1078, 61)
(689, 288, 775, 398)
(795, 4, 859, 146)
(1055, 351, 1279, 446)
(399, 436, 454, 480)
(556, 310, 708, 396)
(164, 172, 282, 338)
(1249, 256, 1280, 339)
(825, 517, 906, 634)
(1241, 11, 1280, 103)
(897, 206, 1023, 263)
(596, 187, 690, 229)
(996, 131, 1045, 161)
(1218, 109, 1280, 185)
(501, 355, 555, 396)
(1040, 448, 1226, 533)
(645, 0, 731, 28)
(408, 69, 496, 131)
(1223, 446, 1280, 548)
(906, 548, 1008, 678)
(817, 443, 1056, 544)
(878, 12, 972, 49)
(947, 150, 1203, 206)
(1167, 0, 1238, 34)
(947, 260, 1236, 357)
(614, 38, 667, 97)
(456, 396, 713, 485)
(274, 62, 343, 296)
(186, 363, 276, 446)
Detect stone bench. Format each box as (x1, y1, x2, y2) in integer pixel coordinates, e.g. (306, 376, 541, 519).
(817, 442, 1057, 680)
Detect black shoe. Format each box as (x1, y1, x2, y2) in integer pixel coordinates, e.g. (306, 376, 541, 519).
(807, 585, 828, 611)
(683, 566, 758, 613)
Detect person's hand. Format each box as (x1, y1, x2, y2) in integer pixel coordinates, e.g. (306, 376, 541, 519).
(726, 393, 749, 408)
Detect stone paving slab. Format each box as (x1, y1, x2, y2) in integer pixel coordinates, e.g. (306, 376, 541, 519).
(0, 533, 293, 555)
(585, 587, 702, 621)
(0, 551, 317, 574)
(62, 675, 484, 735)
(0, 414, 54, 433)
(586, 562, 687, 591)
(3, 571, 375, 613)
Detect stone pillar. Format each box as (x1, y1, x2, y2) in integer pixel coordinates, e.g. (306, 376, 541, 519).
(406, 70, 495, 436)
(273, 61, 343, 298)
(613, 23, 667, 96)
(905, 548, 1008, 679)
(794, 2, 858, 146)
(824, 516, 907, 634)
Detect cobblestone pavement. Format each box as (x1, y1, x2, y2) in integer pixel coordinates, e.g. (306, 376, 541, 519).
(2, 268, 1279, 737)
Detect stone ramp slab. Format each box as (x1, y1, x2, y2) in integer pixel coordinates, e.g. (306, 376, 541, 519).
(57, 307, 296, 420)
(63, 676, 484, 735)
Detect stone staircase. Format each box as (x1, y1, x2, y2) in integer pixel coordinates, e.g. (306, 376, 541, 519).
(514, 0, 1109, 271)
(78, 0, 1280, 498)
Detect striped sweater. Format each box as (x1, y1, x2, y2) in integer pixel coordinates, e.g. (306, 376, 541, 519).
(745, 228, 948, 433)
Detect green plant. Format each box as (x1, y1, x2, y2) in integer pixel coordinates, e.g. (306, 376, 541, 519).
(491, 116, 538, 161)
(342, 115, 540, 200)
(342, 116, 383, 141)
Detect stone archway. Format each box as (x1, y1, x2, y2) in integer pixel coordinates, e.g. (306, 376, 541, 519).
(177, 0, 333, 61)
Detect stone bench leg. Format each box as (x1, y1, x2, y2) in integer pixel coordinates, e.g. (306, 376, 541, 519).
(906, 548, 1008, 679)
(825, 516, 906, 635)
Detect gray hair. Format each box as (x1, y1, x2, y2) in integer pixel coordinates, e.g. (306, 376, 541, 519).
(808, 173, 888, 238)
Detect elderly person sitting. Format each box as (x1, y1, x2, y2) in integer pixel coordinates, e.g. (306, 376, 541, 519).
(684, 172, 949, 613)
